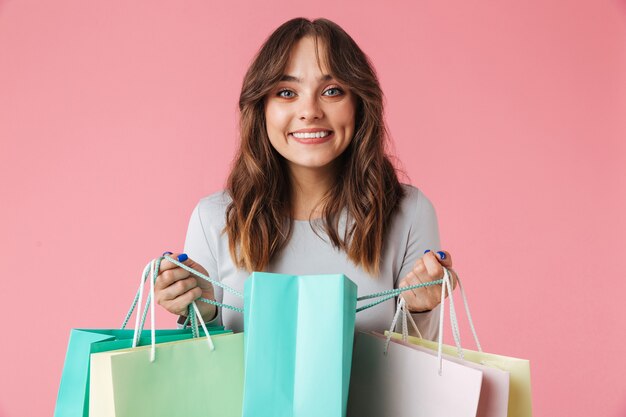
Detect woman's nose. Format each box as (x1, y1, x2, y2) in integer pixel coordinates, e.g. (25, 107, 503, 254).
(298, 95, 323, 120)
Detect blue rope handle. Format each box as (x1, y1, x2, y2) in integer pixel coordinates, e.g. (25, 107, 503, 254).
(190, 302, 199, 338)
(122, 254, 448, 328)
(356, 278, 445, 313)
(121, 261, 153, 330)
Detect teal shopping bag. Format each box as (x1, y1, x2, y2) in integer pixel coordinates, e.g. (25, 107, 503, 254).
(54, 327, 227, 417)
(242, 272, 357, 417)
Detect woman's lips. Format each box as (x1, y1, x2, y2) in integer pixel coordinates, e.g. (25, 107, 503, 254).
(289, 131, 334, 145)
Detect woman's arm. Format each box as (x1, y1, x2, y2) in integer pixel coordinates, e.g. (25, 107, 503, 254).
(394, 187, 457, 339)
(155, 202, 220, 324)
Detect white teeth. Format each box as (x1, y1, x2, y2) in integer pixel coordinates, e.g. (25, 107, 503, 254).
(291, 131, 332, 139)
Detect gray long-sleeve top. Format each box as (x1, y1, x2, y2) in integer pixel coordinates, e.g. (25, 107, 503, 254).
(183, 183, 442, 340)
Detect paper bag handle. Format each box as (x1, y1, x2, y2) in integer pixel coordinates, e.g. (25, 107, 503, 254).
(121, 257, 216, 361)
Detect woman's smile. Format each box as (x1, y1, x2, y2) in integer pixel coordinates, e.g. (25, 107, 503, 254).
(290, 131, 334, 145)
(289, 128, 335, 144)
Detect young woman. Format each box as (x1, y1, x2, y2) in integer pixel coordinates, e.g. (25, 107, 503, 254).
(154, 17, 457, 340)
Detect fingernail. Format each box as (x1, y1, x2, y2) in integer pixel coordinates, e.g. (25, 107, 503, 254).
(162, 251, 173, 256)
(437, 251, 446, 260)
(177, 253, 188, 262)
(424, 249, 431, 254)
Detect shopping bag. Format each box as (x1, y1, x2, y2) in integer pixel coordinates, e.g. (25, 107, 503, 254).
(55, 257, 228, 417)
(389, 333, 531, 417)
(347, 331, 484, 417)
(54, 328, 225, 417)
(89, 332, 244, 417)
(242, 272, 357, 417)
(387, 333, 510, 417)
(388, 267, 532, 417)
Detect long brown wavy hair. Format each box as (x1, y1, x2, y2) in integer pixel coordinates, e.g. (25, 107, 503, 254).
(225, 17, 405, 276)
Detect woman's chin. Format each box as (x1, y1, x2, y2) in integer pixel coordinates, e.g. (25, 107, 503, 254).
(286, 158, 337, 172)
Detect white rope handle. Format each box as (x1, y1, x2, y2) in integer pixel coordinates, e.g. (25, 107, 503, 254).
(132, 262, 150, 348)
(384, 295, 425, 354)
(437, 267, 487, 373)
(440, 271, 483, 360)
(456, 275, 483, 352)
(131, 258, 215, 362)
(383, 267, 455, 373)
(386, 267, 483, 375)
(447, 270, 464, 359)
(149, 260, 156, 362)
(402, 299, 423, 340)
(437, 267, 469, 374)
(437, 268, 450, 376)
(192, 300, 214, 351)
(401, 299, 408, 341)
(149, 260, 215, 360)
(384, 297, 405, 355)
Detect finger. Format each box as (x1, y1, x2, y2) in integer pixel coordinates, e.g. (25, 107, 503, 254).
(414, 256, 445, 303)
(423, 249, 453, 268)
(435, 250, 453, 268)
(156, 277, 198, 304)
(412, 255, 443, 297)
(421, 251, 444, 280)
(158, 253, 192, 272)
(167, 287, 203, 316)
(155, 265, 195, 291)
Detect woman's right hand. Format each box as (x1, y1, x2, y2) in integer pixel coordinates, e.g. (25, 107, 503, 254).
(154, 253, 217, 322)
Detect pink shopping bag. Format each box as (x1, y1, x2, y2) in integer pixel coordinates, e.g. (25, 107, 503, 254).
(347, 331, 483, 417)
(385, 333, 510, 417)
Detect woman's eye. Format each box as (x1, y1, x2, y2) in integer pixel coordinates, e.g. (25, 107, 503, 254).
(324, 87, 344, 97)
(277, 89, 295, 98)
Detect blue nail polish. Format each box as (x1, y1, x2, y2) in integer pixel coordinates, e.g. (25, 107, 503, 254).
(424, 250, 431, 254)
(177, 253, 188, 262)
(437, 251, 446, 260)
(162, 251, 173, 256)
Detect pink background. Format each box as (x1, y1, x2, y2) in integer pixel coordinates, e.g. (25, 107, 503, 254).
(1, 0, 625, 416)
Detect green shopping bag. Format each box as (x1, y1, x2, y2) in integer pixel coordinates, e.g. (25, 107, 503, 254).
(54, 257, 228, 417)
(54, 327, 227, 417)
(242, 272, 358, 417)
(89, 332, 245, 417)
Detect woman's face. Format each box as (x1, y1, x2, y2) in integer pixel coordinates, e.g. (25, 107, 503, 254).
(264, 36, 356, 176)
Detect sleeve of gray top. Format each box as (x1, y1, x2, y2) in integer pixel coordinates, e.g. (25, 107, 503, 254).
(177, 201, 222, 328)
(396, 188, 442, 340)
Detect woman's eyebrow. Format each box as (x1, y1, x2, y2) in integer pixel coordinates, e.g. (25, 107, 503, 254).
(280, 74, 333, 83)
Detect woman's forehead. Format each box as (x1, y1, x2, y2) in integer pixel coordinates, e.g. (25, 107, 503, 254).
(283, 36, 332, 76)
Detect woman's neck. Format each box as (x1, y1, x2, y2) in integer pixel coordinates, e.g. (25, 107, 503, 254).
(288, 164, 336, 221)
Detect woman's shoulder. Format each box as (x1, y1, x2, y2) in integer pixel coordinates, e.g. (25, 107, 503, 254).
(194, 189, 232, 219)
(399, 183, 432, 205)
(397, 183, 437, 223)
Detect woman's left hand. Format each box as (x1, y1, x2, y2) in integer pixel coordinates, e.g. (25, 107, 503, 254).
(397, 250, 457, 313)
